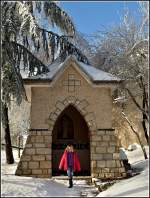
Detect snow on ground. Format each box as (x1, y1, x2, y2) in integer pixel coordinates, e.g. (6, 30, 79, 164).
(1, 145, 149, 197)
(126, 145, 149, 164)
(1, 149, 98, 197)
(97, 145, 149, 197)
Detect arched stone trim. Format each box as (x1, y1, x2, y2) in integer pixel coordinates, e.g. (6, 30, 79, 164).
(47, 96, 97, 132)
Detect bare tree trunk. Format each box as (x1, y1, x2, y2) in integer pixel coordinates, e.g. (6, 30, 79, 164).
(125, 88, 148, 120)
(122, 111, 148, 159)
(126, 85, 149, 144)
(142, 97, 149, 144)
(140, 77, 149, 144)
(2, 102, 14, 164)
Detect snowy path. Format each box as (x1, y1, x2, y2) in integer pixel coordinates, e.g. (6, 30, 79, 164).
(1, 150, 98, 197)
(2, 174, 98, 197)
(1, 175, 81, 197)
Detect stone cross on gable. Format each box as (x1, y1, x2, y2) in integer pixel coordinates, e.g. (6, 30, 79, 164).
(62, 74, 81, 92)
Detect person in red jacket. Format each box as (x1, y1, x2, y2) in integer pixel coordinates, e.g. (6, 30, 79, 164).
(59, 144, 81, 188)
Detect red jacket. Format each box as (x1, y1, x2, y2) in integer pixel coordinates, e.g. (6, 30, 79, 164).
(59, 151, 81, 172)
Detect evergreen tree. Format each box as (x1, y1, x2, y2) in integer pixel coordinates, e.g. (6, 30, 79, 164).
(1, 1, 89, 164)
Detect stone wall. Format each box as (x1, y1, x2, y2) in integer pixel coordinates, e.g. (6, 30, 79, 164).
(15, 96, 126, 179)
(16, 128, 126, 179)
(90, 129, 126, 179)
(15, 129, 52, 178)
(30, 62, 114, 130)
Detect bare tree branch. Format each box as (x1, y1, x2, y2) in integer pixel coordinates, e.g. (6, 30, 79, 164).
(121, 111, 148, 159)
(125, 88, 149, 120)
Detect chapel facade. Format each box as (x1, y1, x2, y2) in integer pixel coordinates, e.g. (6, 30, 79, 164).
(15, 55, 127, 179)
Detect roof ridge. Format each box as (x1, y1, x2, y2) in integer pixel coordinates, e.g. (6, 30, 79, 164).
(23, 55, 121, 83)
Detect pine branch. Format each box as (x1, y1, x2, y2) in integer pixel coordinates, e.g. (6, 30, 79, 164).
(2, 39, 50, 105)
(2, 40, 49, 76)
(19, 1, 88, 64)
(26, 8, 88, 64)
(2, 47, 27, 106)
(35, 26, 89, 64)
(42, 1, 75, 36)
(2, 1, 89, 65)
(38, 26, 74, 39)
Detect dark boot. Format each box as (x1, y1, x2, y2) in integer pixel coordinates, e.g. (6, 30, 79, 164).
(70, 178, 73, 187)
(68, 178, 73, 188)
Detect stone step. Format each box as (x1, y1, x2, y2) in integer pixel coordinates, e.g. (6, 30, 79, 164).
(52, 176, 92, 182)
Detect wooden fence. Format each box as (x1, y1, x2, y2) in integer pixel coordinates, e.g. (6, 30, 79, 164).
(1, 143, 23, 158)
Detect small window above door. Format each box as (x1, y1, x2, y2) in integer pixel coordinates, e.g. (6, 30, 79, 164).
(57, 114, 74, 139)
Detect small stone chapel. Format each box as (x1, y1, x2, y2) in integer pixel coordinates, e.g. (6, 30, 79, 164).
(15, 55, 126, 179)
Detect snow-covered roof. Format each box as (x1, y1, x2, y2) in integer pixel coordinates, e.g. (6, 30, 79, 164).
(23, 55, 121, 83)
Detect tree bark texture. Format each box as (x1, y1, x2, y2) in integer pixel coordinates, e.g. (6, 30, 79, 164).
(2, 102, 14, 164)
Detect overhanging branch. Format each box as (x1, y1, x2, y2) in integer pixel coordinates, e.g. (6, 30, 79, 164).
(125, 88, 148, 120)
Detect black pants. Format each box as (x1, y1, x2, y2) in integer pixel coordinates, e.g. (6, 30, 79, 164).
(123, 160, 131, 171)
(67, 166, 73, 188)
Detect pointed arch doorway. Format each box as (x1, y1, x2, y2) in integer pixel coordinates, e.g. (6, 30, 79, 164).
(52, 105, 91, 176)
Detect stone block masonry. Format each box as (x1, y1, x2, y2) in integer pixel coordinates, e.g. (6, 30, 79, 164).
(15, 129, 52, 178)
(15, 96, 126, 179)
(90, 129, 126, 179)
(16, 128, 126, 179)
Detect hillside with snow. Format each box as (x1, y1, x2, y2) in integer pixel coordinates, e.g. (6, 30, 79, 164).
(97, 145, 149, 197)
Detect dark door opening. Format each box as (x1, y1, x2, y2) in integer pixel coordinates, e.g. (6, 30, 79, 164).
(52, 105, 90, 176)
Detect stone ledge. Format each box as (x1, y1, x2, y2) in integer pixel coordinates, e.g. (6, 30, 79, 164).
(29, 129, 49, 131)
(97, 128, 115, 131)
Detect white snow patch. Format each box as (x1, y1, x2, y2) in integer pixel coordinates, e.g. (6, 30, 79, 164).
(128, 143, 141, 151)
(113, 96, 127, 103)
(126, 145, 149, 164)
(78, 60, 120, 81)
